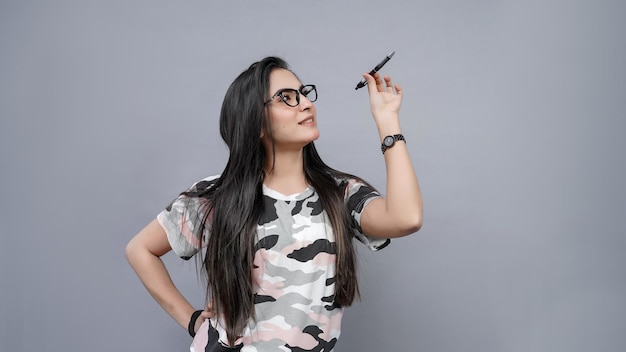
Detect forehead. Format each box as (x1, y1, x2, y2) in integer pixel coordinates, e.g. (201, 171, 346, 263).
(269, 69, 301, 92)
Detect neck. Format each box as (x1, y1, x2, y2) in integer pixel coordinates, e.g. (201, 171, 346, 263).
(264, 148, 308, 195)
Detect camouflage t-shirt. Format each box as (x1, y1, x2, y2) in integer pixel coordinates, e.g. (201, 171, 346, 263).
(157, 175, 390, 352)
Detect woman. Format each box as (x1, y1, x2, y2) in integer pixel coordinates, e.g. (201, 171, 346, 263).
(126, 56, 422, 352)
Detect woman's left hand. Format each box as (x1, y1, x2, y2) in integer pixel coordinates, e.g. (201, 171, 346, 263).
(363, 72, 403, 119)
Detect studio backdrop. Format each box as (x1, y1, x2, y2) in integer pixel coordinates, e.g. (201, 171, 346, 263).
(1, 1, 625, 351)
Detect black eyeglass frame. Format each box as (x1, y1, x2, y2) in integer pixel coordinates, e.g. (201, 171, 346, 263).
(264, 84, 317, 107)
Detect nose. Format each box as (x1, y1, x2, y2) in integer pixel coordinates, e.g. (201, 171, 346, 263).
(299, 94, 313, 110)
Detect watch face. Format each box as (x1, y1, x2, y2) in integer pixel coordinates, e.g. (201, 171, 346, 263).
(383, 136, 395, 147)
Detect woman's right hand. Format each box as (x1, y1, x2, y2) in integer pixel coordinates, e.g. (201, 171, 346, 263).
(193, 305, 216, 335)
(126, 219, 201, 331)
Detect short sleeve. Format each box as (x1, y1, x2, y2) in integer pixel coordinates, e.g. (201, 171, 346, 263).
(343, 178, 391, 251)
(156, 175, 219, 260)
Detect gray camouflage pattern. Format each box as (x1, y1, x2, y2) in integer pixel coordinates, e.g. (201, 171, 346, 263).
(157, 175, 390, 352)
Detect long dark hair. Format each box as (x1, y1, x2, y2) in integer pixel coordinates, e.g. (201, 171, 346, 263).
(186, 57, 362, 345)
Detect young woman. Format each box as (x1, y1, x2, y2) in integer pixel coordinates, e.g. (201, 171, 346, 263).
(126, 56, 422, 352)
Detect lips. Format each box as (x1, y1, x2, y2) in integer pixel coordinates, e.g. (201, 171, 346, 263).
(299, 116, 315, 125)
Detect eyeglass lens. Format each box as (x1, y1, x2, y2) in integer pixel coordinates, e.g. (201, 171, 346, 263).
(278, 85, 317, 107)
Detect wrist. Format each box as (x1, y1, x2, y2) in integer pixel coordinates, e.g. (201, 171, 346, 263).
(373, 115, 401, 140)
(188, 309, 203, 338)
(381, 134, 406, 154)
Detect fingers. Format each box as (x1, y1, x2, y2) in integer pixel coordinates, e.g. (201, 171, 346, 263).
(200, 310, 215, 319)
(190, 305, 216, 336)
(362, 73, 378, 95)
(363, 73, 400, 94)
(375, 73, 385, 91)
(202, 304, 216, 318)
(193, 309, 214, 334)
(383, 75, 394, 93)
(394, 83, 403, 96)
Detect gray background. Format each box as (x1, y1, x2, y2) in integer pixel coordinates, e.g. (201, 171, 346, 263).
(1, 1, 625, 351)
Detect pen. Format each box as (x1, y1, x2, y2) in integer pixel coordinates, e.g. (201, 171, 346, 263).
(355, 51, 396, 90)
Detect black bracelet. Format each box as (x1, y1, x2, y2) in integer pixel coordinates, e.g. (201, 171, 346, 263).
(188, 309, 204, 338)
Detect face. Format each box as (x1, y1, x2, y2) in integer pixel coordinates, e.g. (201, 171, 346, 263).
(262, 69, 319, 151)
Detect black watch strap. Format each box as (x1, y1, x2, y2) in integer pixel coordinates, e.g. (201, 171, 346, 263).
(381, 134, 406, 154)
(188, 310, 203, 338)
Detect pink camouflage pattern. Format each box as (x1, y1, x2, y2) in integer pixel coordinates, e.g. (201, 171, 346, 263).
(158, 176, 390, 352)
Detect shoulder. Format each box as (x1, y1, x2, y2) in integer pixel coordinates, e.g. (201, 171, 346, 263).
(331, 173, 360, 188)
(331, 173, 372, 191)
(184, 175, 221, 194)
(163, 175, 220, 212)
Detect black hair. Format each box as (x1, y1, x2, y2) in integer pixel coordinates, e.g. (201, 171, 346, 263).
(185, 57, 365, 345)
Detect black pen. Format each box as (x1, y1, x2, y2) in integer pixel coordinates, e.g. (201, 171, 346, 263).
(355, 51, 396, 90)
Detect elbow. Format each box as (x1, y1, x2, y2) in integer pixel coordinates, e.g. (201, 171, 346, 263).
(125, 240, 135, 263)
(125, 237, 142, 264)
(393, 215, 422, 237)
(404, 217, 422, 235)
(410, 219, 423, 234)
(396, 203, 423, 236)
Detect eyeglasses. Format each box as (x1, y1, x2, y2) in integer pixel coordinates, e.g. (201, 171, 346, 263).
(264, 84, 317, 107)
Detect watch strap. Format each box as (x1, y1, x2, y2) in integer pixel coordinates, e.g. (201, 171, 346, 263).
(381, 134, 406, 154)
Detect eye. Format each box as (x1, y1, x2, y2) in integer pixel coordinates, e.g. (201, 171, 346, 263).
(281, 90, 296, 102)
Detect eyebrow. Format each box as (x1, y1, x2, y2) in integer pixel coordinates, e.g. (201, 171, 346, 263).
(271, 84, 304, 94)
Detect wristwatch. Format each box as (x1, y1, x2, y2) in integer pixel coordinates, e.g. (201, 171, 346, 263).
(381, 134, 405, 154)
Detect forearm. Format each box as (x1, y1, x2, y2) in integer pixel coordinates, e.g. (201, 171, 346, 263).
(383, 142, 422, 230)
(377, 114, 423, 232)
(358, 73, 423, 237)
(126, 244, 195, 330)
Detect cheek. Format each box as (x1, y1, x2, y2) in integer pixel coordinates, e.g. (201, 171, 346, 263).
(269, 123, 287, 131)
(267, 108, 297, 132)
(267, 124, 288, 136)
